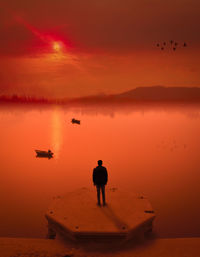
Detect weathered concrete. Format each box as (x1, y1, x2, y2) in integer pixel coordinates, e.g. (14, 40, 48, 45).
(1, 237, 200, 257)
(45, 188, 155, 241)
(0, 237, 73, 257)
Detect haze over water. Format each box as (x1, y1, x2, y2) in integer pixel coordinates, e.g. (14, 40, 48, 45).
(0, 103, 200, 239)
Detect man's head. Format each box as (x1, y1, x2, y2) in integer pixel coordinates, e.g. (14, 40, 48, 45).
(98, 160, 103, 166)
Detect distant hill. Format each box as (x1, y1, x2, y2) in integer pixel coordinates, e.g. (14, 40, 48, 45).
(69, 86, 200, 103)
(113, 86, 200, 101)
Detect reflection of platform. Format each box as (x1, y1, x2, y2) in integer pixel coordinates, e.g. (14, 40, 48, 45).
(45, 188, 155, 241)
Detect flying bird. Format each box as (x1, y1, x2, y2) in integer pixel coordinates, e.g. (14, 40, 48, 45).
(156, 40, 188, 51)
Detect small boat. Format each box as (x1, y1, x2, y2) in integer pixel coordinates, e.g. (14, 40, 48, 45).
(35, 149, 53, 159)
(71, 118, 81, 125)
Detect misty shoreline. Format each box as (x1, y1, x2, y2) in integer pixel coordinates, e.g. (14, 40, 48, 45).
(1, 86, 200, 105)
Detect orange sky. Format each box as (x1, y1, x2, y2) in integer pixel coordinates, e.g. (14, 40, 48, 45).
(0, 0, 200, 98)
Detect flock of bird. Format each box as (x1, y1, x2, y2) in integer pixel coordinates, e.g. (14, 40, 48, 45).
(156, 40, 187, 51)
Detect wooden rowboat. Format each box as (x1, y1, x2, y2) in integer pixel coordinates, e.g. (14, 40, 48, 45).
(71, 118, 80, 125)
(35, 150, 53, 158)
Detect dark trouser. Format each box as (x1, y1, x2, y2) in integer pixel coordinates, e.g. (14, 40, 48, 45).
(96, 185, 105, 205)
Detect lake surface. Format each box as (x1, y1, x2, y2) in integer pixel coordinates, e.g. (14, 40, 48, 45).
(0, 103, 200, 238)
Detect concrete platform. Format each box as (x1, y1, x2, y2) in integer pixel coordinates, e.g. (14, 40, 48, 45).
(1, 237, 200, 257)
(45, 188, 155, 241)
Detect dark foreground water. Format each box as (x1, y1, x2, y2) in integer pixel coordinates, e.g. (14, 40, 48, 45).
(0, 103, 200, 238)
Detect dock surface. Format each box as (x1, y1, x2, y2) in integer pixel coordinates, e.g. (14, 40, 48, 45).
(45, 188, 155, 241)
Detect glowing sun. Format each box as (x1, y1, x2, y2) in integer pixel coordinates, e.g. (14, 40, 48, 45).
(53, 41, 62, 52)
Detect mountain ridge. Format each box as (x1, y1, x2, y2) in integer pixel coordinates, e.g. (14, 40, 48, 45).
(113, 86, 200, 101)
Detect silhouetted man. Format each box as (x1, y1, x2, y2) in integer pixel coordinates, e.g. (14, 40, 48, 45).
(93, 160, 108, 206)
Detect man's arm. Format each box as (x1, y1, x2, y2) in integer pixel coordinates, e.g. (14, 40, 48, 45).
(105, 168, 108, 184)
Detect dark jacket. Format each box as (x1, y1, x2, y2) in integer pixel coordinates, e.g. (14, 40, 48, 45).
(93, 166, 108, 185)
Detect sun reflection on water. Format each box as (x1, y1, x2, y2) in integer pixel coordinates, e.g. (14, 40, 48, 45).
(51, 107, 63, 158)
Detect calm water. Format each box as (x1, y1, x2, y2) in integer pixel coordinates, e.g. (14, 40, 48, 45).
(0, 103, 200, 238)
